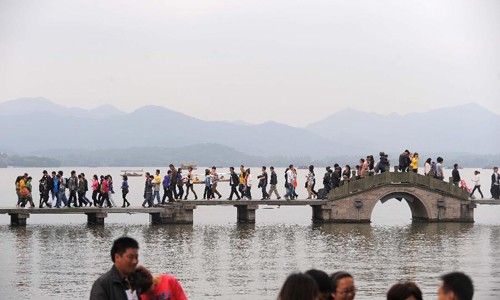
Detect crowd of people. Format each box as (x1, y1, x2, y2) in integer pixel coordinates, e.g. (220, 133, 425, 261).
(13, 153, 500, 208)
(91, 236, 475, 300)
(277, 269, 474, 300)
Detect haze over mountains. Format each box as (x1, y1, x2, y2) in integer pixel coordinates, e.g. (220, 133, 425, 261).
(0, 97, 499, 166)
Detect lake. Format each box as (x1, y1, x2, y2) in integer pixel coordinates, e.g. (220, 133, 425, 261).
(0, 166, 499, 299)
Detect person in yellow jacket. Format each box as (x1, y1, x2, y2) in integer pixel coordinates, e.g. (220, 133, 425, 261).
(238, 165, 246, 199)
(411, 153, 419, 173)
(18, 173, 30, 207)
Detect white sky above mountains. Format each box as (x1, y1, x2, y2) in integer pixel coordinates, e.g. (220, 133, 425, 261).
(0, 0, 499, 127)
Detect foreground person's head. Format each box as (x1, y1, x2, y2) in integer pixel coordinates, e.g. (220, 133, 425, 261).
(386, 281, 422, 300)
(437, 272, 473, 300)
(277, 272, 319, 300)
(305, 269, 331, 300)
(111, 237, 139, 277)
(330, 271, 355, 300)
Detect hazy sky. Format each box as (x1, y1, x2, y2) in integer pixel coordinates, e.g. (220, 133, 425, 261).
(0, 0, 499, 126)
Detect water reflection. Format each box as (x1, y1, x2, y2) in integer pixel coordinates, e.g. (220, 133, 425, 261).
(1, 221, 500, 299)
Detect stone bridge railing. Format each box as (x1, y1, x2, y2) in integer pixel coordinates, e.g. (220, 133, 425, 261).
(329, 172, 469, 200)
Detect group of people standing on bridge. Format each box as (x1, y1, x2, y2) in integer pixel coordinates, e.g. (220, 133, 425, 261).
(15, 170, 120, 208)
(13, 156, 500, 208)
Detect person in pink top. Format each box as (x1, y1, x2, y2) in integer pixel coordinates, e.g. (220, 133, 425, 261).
(133, 266, 187, 300)
(99, 175, 112, 208)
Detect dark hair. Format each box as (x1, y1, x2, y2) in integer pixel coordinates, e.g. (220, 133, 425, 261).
(277, 273, 319, 300)
(330, 271, 353, 293)
(123, 175, 128, 181)
(454, 163, 458, 168)
(309, 165, 314, 172)
(437, 157, 443, 163)
(387, 281, 422, 300)
(440, 272, 473, 300)
(262, 166, 266, 170)
(305, 269, 331, 295)
(133, 265, 153, 296)
(426, 158, 432, 164)
(110, 237, 139, 262)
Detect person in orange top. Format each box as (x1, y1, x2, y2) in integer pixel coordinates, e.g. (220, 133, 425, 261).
(134, 266, 187, 300)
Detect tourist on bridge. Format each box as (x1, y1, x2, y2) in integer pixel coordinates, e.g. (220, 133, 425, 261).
(176, 168, 184, 200)
(323, 167, 332, 195)
(452, 164, 461, 187)
(121, 175, 130, 207)
(437, 272, 474, 300)
(100, 175, 113, 208)
(90, 236, 139, 299)
(491, 167, 500, 199)
(58, 171, 69, 208)
(153, 170, 162, 205)
(91, 175, 100, 207)
(277, 272, 319, 300)
(306, 165, 316, 199)
(411, 152, 419, 173)
(238, 165, 246, 198)
(203, 169, 213, 200)
(367, 155, 375, 176)
(424, 158, 432, 176)
(435, 157, 445, 180)
(24, 176, 35, 208)
(210, 166, 222, 199)
(133, 265, 187, 300)
(243, 168, 253, 200)
(342, 165, 351, 183)
(77, 174, 90, 207)
(284, 165, 295, 200)
(377, 152, 389, 173)
(168, 164, 178, 199)
(398, 150, 411, 172)
(386, 281, 422, 300)
(227, 166, 241, 200)
(162, 170, 174, 204)
(50, 171, 58, 202)
(184, 166, 197, 200)
(268, 166, 281, 200)
(67, 170, 78, 208)
(358, 159, 368, 179)
(257, 166, 270, 200)
(470, 170, 483, 199)
(38, 170, 52, 208)
(330, 271, 356, 300)
(331, 165, 341, 189)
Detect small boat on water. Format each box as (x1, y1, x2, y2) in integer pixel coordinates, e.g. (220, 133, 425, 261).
(180, 162, 197, 170)
(121, 169, 144, 177)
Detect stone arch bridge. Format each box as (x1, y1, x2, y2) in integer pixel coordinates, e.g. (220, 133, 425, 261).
(313, 171, 474, 223)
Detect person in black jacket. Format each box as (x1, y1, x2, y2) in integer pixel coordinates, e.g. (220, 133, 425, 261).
(90, 237, 139, 300)
(452, 164, 461, 187)
(491, 167, 500, 199)
(268, 166, 281, 200)
(227, 166, 241, 200)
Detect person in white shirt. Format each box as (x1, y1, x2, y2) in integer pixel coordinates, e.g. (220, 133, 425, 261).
(470, 170, 483, 199)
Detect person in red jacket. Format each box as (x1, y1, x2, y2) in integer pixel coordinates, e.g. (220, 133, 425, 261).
(133, 265, 187, 300)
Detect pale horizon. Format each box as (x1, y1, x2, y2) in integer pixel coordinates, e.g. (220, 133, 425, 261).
(1, 0, 499, 127)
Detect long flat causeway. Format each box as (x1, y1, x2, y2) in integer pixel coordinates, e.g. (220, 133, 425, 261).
(0, 199, 328, 214)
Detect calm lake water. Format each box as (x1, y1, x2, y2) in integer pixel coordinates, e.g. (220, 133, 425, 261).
(0, 167, 499, 299)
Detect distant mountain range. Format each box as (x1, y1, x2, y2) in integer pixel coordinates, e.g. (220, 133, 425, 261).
(0, 97, 499, 166)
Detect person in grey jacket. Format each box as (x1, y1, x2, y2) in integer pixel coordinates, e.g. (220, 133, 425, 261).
(90, 237, 139, 300)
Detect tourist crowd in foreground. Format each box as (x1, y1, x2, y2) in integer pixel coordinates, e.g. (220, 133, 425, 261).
(13, 150, 500, 208)
(90, 236, 475, 300)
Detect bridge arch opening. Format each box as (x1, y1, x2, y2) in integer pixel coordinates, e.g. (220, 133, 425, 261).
(370, 192, 430, 224)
